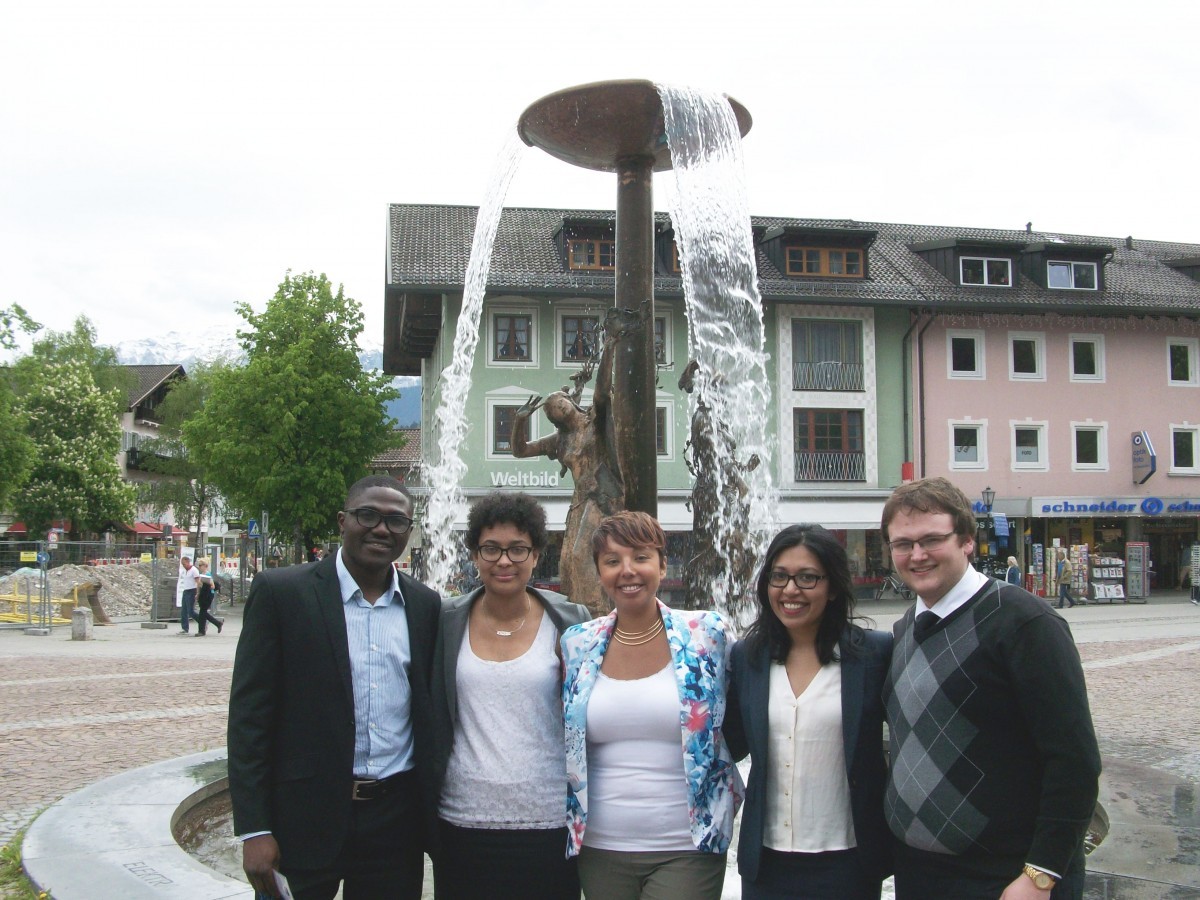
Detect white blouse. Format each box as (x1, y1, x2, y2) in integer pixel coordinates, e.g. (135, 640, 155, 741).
(438, 614, 567, 829)
(763, 660, 856, 852)
(583, 664, 694, 851)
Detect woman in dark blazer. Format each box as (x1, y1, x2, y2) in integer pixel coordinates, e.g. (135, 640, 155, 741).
(727, 524, 892, 900)
(429, 491, 589, 900)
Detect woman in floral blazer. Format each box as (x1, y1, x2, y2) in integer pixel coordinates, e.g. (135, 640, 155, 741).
(560, 511, 743, 900)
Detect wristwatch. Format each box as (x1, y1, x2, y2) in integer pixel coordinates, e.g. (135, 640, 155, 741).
(1023, 864, 1057, 891)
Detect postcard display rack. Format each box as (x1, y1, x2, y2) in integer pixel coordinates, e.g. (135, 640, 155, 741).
(1069, 545, 1089, 600)
(1125, 542, 1150, 601)
(1089, 554, 1129, 603)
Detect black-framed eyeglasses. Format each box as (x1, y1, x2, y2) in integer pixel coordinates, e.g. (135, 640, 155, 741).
(767, 571, 827, 590)
(345, 507, 413, 534)
(887, 532, 956, 556)
(477, 544, 534, 563)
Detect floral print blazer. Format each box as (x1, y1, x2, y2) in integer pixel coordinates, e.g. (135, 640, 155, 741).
(560, 600, 744, 857)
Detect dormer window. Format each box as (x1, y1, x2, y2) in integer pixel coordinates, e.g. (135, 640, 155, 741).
(1048, 261, 1097, 290)
(568, 239, 615, 271)
(785, 247, 863, 278)
(960, 257, 1011, 287)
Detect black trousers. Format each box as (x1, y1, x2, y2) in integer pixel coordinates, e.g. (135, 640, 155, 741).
(281, 772, 424, 900)
(893, 843, 1085, 900)
(196, 597, 221, 634)
(433, 818, 578, 900)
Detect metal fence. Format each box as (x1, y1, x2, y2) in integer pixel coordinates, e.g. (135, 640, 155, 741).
(0, 540, 239, 631)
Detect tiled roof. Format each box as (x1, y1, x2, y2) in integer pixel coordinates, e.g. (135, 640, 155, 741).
(123, 364, 185, 410)
(371, 428, 421, 468)
(388, 204, 1200, 315)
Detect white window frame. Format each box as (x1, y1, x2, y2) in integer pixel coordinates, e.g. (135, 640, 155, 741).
(555, 307, 605, 368)
(1168, 338, 1199, 387)
(1008, 331, 1046, 382)
(1070, 421, 1108, 471)
(1011, 420, 1049, 471)
(487, 304, 539, 368)
(959, 256, 1012, 287)
(1169, 424, 1200, 475)
(949, 419, 987, 470)
(947, 329, 985, 380)
(653, 313, 674, 367)
(656, 395, 676, 459)
(1047, 260, 1098, 290)
(485, 389, 540, 461)
(1069, 333, 1106, 383)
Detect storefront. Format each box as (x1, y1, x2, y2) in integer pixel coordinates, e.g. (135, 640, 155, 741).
(1029, 495, 1200, 597)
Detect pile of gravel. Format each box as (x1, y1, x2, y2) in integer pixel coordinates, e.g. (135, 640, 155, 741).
(0, 562, 160, 617)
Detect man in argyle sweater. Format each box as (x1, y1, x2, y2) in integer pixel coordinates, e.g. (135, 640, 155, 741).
(881, 478, 1099, 900)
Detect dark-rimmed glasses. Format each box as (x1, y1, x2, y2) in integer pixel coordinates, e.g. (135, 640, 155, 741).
(767, 571, 827, 590)
(345, 507, 413, 534)
(477, 544, 534, 563)
(887, 532, 956, 556)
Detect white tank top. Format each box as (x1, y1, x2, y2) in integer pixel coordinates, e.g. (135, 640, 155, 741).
(439, 614, 567, 829)
(583, 663, 694, 851)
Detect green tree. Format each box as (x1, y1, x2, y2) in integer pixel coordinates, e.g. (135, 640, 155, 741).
(136, 361, 227, 537)
(185, 272, 399, 560)
(9, 316, 134, 409)
(0, 303, 39, 351)
(12, 361, 136, 536)
(0, 386, 34, 510)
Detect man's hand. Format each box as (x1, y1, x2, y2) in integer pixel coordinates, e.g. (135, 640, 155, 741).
(999, 871, 1052, 900)
(242, 834, 282, 898)
(515, 395, 543, 418)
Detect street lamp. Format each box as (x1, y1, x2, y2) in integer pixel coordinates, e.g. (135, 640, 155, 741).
(981, 486, 995, 512)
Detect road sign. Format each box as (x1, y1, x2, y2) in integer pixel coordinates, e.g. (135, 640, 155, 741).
(248, 519, 260, 538)
(37, 551, 50, 565)
(47, 531, 59, 545)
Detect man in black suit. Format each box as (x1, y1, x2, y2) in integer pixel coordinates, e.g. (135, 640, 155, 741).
(228, 475, 440, 899)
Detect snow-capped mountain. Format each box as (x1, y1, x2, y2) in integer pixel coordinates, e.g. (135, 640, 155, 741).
(115, 331, 421, 426)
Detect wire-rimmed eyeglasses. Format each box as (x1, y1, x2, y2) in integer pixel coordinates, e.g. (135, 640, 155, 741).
(887, 532, 956, 556)
(767, 571, 827, 590)
(345, 507, 413, 534)
(477, 544, 534, 563)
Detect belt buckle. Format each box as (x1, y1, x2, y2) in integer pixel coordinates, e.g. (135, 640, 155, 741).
(351, 778, 376, 801)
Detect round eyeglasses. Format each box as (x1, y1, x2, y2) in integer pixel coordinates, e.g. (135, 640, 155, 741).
(477, 544, 534, 563)
(767, 571, 827, 590)
(345, 507, 413, 534)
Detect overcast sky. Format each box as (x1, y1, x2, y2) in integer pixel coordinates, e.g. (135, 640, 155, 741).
(4, 0, 1197, 356)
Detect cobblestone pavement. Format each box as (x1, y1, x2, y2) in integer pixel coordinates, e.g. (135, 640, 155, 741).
(2, 597, 1198, 897)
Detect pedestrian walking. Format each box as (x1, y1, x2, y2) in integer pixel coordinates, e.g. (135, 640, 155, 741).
(194, 558, 224, 636)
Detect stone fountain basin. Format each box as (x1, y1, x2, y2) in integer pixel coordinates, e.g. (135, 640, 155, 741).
(23, 749, 252, 899)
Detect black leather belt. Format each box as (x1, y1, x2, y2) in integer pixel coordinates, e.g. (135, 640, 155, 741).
(351, 769, 413, 801)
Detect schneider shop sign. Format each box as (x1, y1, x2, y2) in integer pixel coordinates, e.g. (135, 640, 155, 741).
(1034, 496, 1200, 516)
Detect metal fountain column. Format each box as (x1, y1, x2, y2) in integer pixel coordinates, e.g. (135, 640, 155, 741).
(518, 79, 751, 517)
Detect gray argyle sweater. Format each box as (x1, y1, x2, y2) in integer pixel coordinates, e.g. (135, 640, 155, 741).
(883, 579, 1100, 878)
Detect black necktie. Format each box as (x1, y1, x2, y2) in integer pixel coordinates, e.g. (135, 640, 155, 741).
(913, 610, 941, 640)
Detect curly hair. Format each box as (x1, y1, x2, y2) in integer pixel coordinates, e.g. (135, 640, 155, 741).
(742, 524, 859, 665)
(465, 491, 549, 552)
(590, 511, 666, 566)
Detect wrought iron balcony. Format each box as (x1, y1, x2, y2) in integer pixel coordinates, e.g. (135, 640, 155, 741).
(793, 451, 866, 482)
(792, 361, 864, 392)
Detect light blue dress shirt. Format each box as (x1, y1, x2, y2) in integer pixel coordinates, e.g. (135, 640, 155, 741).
(335, 549, 414, 779)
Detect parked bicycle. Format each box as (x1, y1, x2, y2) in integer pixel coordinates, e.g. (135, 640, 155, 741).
(873, 570, 916, 603)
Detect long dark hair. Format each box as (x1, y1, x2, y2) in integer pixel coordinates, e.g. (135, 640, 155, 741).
(742, 524, 860, 665)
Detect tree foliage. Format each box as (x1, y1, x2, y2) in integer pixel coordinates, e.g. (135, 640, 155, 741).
(11, 361, 136, 535)
(8, 316, 133, 409)
(136, 361, 227, 535)
(185, 272, 399, 559)
(0, 386, 33, 510)
(0, 303, 39, 351)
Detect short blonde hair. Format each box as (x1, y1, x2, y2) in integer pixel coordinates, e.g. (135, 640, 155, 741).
(196, 557, 210, 568)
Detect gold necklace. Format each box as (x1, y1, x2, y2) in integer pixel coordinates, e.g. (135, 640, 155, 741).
(483, 593, 531, 637)
(613, 618, 665, 646)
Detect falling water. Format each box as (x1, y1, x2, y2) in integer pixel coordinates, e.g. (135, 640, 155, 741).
(422, 131, 526, 595)
(657, 83, 778, 616)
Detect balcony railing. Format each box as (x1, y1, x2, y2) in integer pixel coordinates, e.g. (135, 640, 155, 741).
(794, 451, 866, 482)
(792, 361, 864, 392)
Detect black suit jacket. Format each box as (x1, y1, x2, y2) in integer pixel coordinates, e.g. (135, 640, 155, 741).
(227, 555, 440, 867)
(726, 627, 893, 885)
